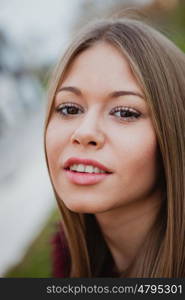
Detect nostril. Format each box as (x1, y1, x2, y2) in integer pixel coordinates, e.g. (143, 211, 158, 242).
(89, 141, 96, 145)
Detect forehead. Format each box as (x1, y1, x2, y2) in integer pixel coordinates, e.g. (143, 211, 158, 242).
(60, 42, 142, 95)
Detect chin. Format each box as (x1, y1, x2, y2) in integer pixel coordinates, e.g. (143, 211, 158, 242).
(60, 197, 109, 214)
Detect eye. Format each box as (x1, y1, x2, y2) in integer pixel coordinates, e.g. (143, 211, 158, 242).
(110, 106, 141, 121)
(55, 103, 84, 116)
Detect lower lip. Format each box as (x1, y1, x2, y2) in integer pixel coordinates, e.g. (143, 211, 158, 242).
(64, 169, 111, 185)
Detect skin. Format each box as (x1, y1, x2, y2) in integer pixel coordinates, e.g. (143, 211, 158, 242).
(46, 42, 162, 273)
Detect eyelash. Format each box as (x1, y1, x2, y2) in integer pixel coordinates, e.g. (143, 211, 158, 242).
(55, 102, 141, 121)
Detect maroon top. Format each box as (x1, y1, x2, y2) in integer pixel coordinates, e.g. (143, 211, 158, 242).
(51, 225, 71, 277)
(51, 224, 119, 278)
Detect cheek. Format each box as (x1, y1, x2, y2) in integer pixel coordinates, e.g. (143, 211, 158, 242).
(131, 139, 158, 178)
(115, 124, 159, 189)
(131, 140, 159, 199)
(45, 120, 67, 176)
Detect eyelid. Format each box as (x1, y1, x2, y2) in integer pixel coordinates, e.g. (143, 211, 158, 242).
(56, 102, 84, 111)
(56, 102, 140, 112)
(55, 102, 142, 120)
(110, 105, 140, 114)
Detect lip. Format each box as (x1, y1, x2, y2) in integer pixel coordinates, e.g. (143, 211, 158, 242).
(63, 157, 113, 186)
(64, 169, 111, 185)
(63, 157, 113, 173)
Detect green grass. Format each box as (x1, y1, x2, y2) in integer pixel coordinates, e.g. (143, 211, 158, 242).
(5, 209, 61, 278)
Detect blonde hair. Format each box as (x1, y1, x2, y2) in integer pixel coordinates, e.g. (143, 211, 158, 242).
(44, 17, 185, 277)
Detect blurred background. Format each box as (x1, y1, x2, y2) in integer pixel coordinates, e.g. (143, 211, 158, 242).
(0, 0, 185, 277)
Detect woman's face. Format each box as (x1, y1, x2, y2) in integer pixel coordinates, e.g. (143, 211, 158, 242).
(46, 42, 161, 213)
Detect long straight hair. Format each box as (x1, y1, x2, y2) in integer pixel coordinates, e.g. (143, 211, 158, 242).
(44, 17, 185, 277)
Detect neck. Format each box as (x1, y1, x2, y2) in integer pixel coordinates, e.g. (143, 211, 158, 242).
(95, 188, 162, 273)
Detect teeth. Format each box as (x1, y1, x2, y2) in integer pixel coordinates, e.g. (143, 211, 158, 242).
(70, 164, 78, 171)
(69, 164, 106, 174)
(77, 164, 85, 172)
(94, 167, 100, 173)
(85, 165, 94, 173)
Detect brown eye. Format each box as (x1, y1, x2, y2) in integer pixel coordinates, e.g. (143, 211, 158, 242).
(56, 103, 83, 116)
(110, 106, 141, 121)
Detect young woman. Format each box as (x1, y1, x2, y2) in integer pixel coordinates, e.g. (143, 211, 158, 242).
(44, 17, 185, 277)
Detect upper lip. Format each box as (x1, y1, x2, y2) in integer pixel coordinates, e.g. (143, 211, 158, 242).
(63, 157, 113, 173)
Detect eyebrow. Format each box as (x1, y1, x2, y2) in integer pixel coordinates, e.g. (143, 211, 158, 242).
(58, 86, 144, 100)
(58, 86, 82, 96)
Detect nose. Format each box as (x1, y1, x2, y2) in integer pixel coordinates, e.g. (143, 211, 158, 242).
(70, 111, 105, 149)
